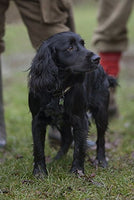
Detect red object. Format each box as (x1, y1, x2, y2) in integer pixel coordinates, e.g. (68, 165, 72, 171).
(99, 52, 122, 77)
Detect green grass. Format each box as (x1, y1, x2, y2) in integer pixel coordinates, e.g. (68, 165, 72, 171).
(1, 69, 134, 200)
(4, 25, 34, 55)
(1, 2, 134, 200)
(74, 3, 97, 47)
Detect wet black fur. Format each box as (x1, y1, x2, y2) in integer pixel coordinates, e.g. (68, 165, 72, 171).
(28, 32, 116, 176)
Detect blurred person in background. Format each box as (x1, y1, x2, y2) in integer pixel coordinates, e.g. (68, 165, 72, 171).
(0, 0, 75, 147)
(92, 0, 133, 117)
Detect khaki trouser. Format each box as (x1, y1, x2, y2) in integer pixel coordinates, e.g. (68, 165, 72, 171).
(0, 0, 75, 53)
(92, 0, 133, 52)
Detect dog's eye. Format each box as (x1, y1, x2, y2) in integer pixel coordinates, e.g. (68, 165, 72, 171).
(67, 46, 74, 51)
(80, 40, 85, 46)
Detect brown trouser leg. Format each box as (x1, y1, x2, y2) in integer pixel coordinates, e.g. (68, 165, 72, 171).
(15, 0, 74, 49)
(92, 0, 133, 52)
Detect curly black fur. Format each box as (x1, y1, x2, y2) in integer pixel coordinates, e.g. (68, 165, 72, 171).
(28, 32, 116, 176)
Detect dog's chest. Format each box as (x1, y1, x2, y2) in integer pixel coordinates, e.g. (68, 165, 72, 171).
(44, 96, 65, 126)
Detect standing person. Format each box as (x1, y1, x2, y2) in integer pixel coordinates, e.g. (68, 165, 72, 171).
(0, 0, 75, 147)
(92, 0, 133, 116)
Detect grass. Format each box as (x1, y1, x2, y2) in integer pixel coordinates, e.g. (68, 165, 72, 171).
(0, 2, 134, 200)
(1, 70, 134, 200)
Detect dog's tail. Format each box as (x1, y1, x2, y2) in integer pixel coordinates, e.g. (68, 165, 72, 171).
(108, 75, 118, 88)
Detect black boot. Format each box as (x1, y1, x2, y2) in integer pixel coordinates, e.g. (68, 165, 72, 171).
(0, 56, 6, 147)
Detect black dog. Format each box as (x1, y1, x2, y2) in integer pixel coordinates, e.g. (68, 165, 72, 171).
(28, 32, 116, 177)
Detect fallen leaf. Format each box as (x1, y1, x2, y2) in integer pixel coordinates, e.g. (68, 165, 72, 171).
(15, 154, 23, 159)
(35, 190, 41, 195)
(22, 180, 34, 185)
(0, 189, 10, 194)
(90, 173, 96, 178)
(67, 186, 72, 192)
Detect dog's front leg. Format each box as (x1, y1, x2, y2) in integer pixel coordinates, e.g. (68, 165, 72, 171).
(70, 115, 88, 175)
(54, 123, 73, 160)
(32, 113, 48, 177)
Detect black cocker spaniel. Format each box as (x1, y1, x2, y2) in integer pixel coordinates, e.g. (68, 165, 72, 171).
(28, 32, 116, 177)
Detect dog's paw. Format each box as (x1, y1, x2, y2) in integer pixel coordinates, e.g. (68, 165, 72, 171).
(70, 167, 84, 176)
(93, 158, 108, 168)
(33, 165, 48, 178)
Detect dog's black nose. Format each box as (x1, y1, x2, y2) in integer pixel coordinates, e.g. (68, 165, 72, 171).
(91, 54, 100, 65)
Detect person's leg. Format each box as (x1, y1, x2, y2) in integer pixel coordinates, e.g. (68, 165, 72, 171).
(15, 0, 74, 49)
(92, 0, 133, 116)
(92, 0, 133, 53)
(0, 0, 10, 147)
(40, 0, 75, 33)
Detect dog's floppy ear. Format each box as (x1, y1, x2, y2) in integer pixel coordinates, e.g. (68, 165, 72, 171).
(28, 41, 59, 93)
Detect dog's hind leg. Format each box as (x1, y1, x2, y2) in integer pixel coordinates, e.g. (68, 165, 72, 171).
(32, 113, 48, 177)
(54, 123, 73, 160)
(93, 107, 108, 168)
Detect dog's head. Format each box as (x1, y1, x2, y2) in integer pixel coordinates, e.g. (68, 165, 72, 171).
(28, 32, 100, 93)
